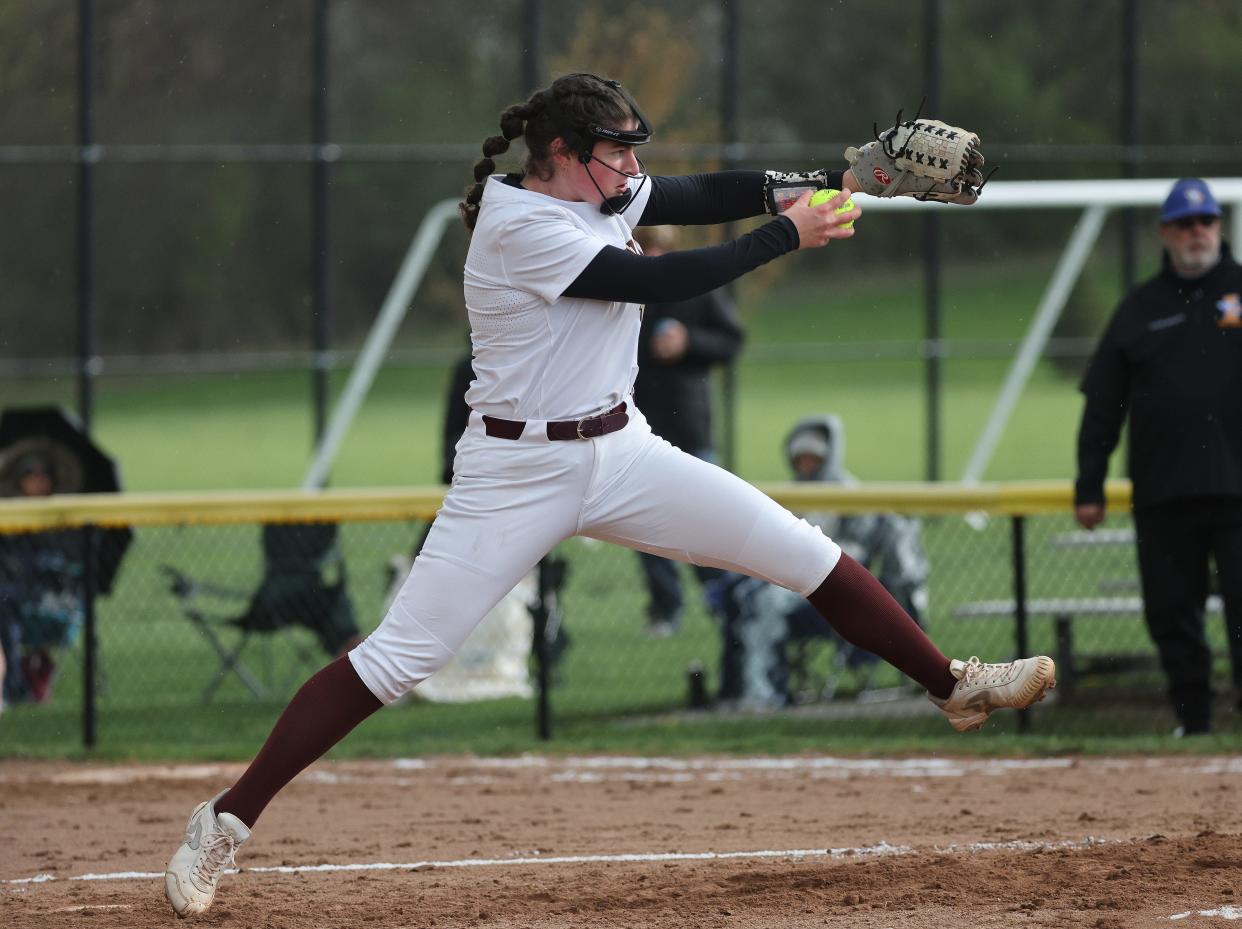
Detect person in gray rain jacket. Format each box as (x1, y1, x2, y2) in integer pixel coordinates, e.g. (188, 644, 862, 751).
(714, 415, 929, 707)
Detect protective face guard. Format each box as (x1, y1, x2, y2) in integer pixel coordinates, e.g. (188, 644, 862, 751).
(589, 151, 649, 216)
(559, 73, 653, 215)
(563, 72, 654, 147)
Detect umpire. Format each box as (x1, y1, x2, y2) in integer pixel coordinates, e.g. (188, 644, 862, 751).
(1074, 177, 1242, 736)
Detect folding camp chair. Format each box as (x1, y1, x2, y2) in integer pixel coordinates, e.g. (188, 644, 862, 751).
(162, 522, 360, 704)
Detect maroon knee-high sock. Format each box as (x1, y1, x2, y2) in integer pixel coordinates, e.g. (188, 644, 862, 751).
(808, 553, 957, 699)
(215, 655, 383, 828)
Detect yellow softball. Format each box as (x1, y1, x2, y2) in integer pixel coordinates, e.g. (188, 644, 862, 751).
(809, 187, 855, 229)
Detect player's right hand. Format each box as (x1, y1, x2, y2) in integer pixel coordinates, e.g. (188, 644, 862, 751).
(784, 188, 860, 250)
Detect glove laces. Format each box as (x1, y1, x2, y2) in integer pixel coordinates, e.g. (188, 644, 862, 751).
(190, 831, 238, 892)
(958, 656, 1011, 688)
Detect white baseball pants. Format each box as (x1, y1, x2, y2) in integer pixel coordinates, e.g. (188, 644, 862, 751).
(350, 406, 841, 703)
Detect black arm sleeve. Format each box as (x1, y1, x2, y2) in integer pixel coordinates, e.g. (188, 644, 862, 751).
(562, 217, 800, 304)
(642, 169, 846, 226)
(642, 172, 767, 226)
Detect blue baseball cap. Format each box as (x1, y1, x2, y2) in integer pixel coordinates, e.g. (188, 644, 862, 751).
(1160, 178, 1222, 224)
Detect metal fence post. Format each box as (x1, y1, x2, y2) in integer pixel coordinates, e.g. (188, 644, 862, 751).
(1120, 0, 1140, 291)
(311, 0, 332, 446)
(82, 524, 98, 748)
(923, 0, 943, 481)
(531, 589, 551, 741)
(76, 3, 100, 750)
(76, 0, 96, 432)
(523, 0, 544, 92)
(532, 556, 564, 741)
(1011, 514, 1031, 733)
(720, 0, 740, 474)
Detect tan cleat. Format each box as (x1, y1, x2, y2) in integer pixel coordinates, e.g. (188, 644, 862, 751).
(164, 791, 250, 917)
(930, 656, 1056, 732)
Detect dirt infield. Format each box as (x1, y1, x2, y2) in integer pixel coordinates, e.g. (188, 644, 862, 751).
(3, 755, 1242, 928)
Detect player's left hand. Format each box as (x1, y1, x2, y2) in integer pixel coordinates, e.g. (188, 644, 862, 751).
(846, 105, 990, 205)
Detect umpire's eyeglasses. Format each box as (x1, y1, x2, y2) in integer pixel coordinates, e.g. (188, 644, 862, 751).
(1171, 215, 1219, 230)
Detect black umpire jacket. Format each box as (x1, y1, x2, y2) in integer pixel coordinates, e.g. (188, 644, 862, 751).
(634, 289, 745, 454)
(1075, 241, 1242, 509)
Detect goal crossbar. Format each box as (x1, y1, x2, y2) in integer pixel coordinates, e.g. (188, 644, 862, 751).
(304, 179, 1242, 489)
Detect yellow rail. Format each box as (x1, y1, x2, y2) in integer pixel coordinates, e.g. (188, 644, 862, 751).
(0, 487, 445, 531)
(0, 480, 1132, 532)
(757, 480, 1131, 516)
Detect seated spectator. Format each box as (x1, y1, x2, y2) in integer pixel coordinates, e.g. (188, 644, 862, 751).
(0, 451, 86, 704)
(713, 415, 929, 707)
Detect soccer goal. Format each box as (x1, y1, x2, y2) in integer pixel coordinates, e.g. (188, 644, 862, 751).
(303, 179, 1242, 490)
(867, 179, 1242, 483)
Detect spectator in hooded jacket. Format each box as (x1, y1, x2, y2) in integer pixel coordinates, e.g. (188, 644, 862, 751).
(715, 415, 929, 707)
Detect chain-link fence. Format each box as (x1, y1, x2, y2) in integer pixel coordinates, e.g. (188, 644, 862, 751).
(2, 482, 1232, 756)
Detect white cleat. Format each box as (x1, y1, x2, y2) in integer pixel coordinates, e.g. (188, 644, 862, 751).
(930, 656, 1056, 732)
(164, 791, 250, 917)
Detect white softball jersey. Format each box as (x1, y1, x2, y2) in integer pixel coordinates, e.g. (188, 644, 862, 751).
(463, 175, 651, 421)
(349, 174, 841, 704)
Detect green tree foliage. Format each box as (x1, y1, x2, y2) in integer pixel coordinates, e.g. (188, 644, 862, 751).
(0, 0, 1239, 358)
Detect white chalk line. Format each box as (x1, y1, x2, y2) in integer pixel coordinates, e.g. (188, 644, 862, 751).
(12, 754, 1242, 788)
(28, 835, 1242, 921)
(11, 847, 1238, 923)
(3, 837, 1112, 888)
(1170, 905, 1242, 920)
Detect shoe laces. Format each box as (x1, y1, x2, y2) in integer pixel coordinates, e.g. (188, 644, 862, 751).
(190, 831, 238, 891)
(959, 656, 1010, 688)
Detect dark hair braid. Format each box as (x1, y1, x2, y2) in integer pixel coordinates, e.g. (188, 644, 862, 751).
(460, 75, 633, 232)
(460, 97, 545, 231)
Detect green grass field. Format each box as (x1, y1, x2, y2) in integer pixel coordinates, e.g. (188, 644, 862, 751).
(8, 255, 1236, 760)
(1, 257, 1120, 492)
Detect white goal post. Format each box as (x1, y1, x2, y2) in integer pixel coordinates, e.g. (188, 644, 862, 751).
(863, 178, 1242, 483)
(303, 179, 1242, 490)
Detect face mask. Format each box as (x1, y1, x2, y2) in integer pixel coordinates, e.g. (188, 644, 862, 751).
(557, 73, 653, 216)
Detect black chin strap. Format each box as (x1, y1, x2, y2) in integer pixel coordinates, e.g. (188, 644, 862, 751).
(579, 152, 648, 216)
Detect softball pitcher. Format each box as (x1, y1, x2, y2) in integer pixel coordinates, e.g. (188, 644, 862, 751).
(165, 72, 1053, 917)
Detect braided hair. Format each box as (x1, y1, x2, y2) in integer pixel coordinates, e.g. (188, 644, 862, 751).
(460, 74, 635, 231)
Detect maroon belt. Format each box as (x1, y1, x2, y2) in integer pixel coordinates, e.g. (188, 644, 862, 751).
(482, 402, 629, 441)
